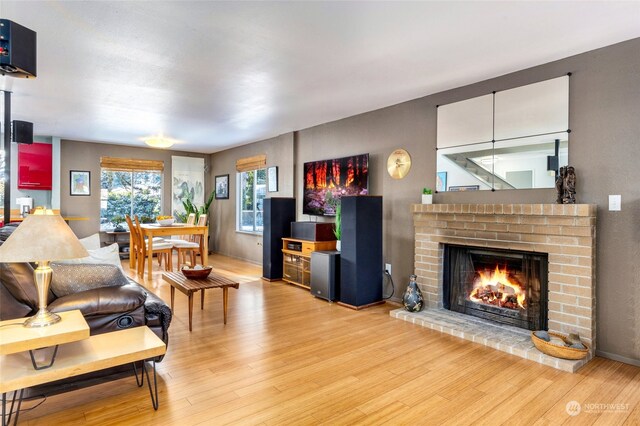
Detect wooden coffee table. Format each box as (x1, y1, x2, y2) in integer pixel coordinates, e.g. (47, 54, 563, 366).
(163, 271, 240, 331)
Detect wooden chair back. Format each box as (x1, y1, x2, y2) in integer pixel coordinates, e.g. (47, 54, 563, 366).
(177, 213, 198, 241)
(125, 215, 141, 248)
(192, 214, 208, 244)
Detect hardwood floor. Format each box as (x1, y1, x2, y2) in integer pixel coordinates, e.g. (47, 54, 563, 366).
(17, 254, 640, 425)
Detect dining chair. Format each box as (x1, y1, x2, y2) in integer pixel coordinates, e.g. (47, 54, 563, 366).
(172, 214, 207, 269)
(125, 215, 140, 270)
(132, 216, 174, 277)
(125, 215, 170, 271)
(166, 212, 197, 243)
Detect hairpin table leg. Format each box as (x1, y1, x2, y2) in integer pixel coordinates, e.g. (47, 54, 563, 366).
(141, 360, 159, 410)
(29, 345, 59, 370)
(133, 360, 145, 387)
(2, 389, 24, 426)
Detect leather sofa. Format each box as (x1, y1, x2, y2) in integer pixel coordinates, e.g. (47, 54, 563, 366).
(0, 261, 172, 346)
(0, 223, 172, 395)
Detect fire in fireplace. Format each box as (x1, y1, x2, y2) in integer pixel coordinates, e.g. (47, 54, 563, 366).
(443, 245, 548, 330)
(470, 265, 527, 310)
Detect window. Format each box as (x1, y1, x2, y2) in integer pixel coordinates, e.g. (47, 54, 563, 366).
(100, 170, 162, 231)
(237, 168, 266, 233)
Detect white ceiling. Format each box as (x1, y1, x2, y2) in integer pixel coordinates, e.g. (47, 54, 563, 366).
(1, 1, 639, 154)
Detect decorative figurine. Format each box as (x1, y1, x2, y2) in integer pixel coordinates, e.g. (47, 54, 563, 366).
(563, 166, 576, 204)
(403, 274, 424, 312)
(555, 166, 576, 204)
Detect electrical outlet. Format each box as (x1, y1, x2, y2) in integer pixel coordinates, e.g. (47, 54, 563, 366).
(385, 263, 392, 275)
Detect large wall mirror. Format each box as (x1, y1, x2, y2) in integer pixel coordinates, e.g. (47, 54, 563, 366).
(436, 76, 569, 191)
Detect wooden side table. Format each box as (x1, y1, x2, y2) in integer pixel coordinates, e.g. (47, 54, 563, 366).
(162, 271, 239, 331)
(1, 326, 166, 425)
(0, 310, 90, 369)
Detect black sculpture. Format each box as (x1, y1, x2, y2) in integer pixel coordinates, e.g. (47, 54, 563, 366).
(555, 166, 576, 204)
(555, 167, 566, 204)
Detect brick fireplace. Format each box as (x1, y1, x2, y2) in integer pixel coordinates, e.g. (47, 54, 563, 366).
(391, 203, 596, 372)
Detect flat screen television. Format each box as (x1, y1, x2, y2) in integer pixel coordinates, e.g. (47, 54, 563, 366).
(303, 153, 369, 216)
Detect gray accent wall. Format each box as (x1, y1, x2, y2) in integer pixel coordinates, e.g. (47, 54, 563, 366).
(210, 133, 294, 262)
(211, 38, 640, 363)
(60, 140, 210, 238)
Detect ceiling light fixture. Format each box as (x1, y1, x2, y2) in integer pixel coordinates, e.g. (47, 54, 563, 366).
(141, 133, 178, 149)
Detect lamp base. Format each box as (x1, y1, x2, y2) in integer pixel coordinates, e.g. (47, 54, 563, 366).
(23, 309, 61, 328)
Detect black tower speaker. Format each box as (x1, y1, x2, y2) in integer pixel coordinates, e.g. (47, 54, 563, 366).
(0, 19, 37, 78)
(12, 120, 33, 144)
(262, 197, 296, 280)
(339, 196, 383, 309)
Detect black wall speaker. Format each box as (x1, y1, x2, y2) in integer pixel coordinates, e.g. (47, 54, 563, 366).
(263, 197, 296, 280)
(12, 120, 33, 144)
(339, 196, 383, 308)
(0, 19, 37, 78)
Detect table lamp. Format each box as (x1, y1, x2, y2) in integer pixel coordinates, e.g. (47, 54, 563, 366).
(0, 209, 88, 327)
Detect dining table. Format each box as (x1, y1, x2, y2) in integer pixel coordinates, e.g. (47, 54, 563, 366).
(135, 223, 209, 279)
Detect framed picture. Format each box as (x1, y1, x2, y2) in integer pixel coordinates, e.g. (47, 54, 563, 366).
(215, 174, 229, 199)
(436, 171, 447, 192)
(70, 170, 91, 196)
(267, 166, 278, 192)
(449, 185, 480, 192)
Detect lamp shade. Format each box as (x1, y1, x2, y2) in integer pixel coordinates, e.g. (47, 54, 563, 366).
(0, 213, 89, 262)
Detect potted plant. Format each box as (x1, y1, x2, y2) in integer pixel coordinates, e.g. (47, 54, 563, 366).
(110, 215, 126, 232)
(422, 188, 433, 204)
(333, 203, 342, 251)
(176, 190, 215, 223)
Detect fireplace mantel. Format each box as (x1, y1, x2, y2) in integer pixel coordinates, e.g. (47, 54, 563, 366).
(396, 203, 597, 372)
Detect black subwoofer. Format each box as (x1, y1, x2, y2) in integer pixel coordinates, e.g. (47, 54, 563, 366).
(311, 250, 340, 301)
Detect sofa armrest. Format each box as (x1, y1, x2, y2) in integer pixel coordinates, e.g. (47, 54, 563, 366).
(48, 284, 146, 317)
(143, 290, 172, 342)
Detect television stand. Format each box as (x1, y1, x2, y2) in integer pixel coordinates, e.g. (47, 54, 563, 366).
(281, 238, 336, 289)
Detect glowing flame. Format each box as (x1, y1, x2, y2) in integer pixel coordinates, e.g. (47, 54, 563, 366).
(469, 265, 527, 310)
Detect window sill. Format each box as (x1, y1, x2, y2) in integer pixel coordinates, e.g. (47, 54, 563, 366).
(236, 230, 263, 237)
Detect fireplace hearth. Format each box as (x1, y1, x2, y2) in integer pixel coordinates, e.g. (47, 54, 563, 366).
(393, 203, 597, 372)
(443, 245, 548, 331)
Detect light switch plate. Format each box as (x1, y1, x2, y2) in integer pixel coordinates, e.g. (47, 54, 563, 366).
(608, 195, 621, 211)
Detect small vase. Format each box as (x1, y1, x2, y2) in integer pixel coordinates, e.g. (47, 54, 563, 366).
(403, 274, 424, 312)
(336, 240, 341, 251)
(421, 194, 433, 204)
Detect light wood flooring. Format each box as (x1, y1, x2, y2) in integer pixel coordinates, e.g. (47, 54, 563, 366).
(16, 254, 640, 425)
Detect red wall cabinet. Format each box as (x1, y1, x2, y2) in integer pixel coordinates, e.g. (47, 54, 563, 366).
(18, 143, 53, 190)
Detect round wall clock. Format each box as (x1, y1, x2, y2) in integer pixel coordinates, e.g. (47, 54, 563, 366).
(387, 148, 412, 179)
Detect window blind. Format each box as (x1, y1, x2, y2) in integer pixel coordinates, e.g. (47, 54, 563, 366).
(100, 157, 164, 172)
(235, 154, 266, 172)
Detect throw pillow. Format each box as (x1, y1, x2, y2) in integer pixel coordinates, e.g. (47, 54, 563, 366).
(79, 233, 101, 250)
(50, 263, 130, 298)
(56, 242, 123, 271)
